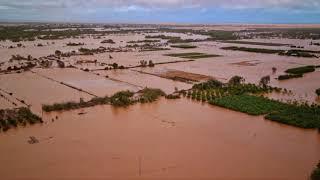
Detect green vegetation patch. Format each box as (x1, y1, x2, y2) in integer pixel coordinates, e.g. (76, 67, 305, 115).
(220, 40, 290, 46)
(186, 77, 319, 129)
(170, 44, 197, 49)
(138, 88, 166, 103)
(211, 94, 320, 128)
(278, 65, 318, 81)
(42, 96, 110, 112)
(278, 74, 303, 80)
(265, 104, 320, 129)
(222, 46, 319, 58)
(0, 107, 42, 132)
(192, 80, 273, 95)
(110, 91, 135, 107)
(145, 35, 180, 40)
(66, 42, 84, 46)
(221, 46, 283, 54)
(165, 52, 220, 59)
(285, 65, 316, 74)
(167, 38, 203, 44)
(140, 47, 171, 52)
(43, 88, 167, 111)
(165, 94, 181, 99)
(205, 31, 238, 40)
(127, 40, 160, 43)
(279, 50, 318, 58)
(211, 95, 286, 115)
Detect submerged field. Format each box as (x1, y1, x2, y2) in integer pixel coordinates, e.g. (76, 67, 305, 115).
(0, 23, 320, 179)
(1, 98, 320, 179)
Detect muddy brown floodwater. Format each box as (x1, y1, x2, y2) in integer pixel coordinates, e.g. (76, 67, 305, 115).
(0, 98, 319, 180)
(1, 25, 320, 180)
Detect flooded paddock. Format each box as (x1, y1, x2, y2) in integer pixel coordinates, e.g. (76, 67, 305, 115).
(33, 68, 140, 97)
(0, 71, 92, 113)
(0, 98, 319, 179)
(96, 69, 192, 94)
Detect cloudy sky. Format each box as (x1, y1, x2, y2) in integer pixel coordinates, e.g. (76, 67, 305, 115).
(0, 0, 320, 23)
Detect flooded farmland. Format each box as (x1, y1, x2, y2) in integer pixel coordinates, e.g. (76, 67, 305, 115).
(0, 23, 320, 180)
(1, 99, 320, 179)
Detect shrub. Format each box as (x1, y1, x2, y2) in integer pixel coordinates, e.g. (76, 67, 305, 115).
(55, 50, 62, 56)
(0, 108, 42, 132)
(221, 46, 282, 54)
(148, 60, 155, 67)
(57, 60, 65, 68)
(228, 76, 245, 86)
(192, 79, 224, 90)
(285, 65, 315, 75)
(101, 39, 115, 44)
(170, 44, 197, 49)
(110, 91, 135, 107)
(42, 96, 110, 112)
(259, 76, 270, 88)
(279, 50, 317, 58)
(316, 88, 320, 96)
(66, 42, 84, 46)
(140, 60, 147, 67)
(311, 162, 320, 180)
(165, 52, 220, 59)
(138, 88, 165, 103)
(278, 74, 303, 80)
(112, 63, 118, 69)
(165, 94, 181, 99)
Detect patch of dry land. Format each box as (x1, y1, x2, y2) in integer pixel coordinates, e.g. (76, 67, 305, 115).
(0, 23, 320, 180)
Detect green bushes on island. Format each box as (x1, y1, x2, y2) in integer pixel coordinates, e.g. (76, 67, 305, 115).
(78, 47, 107, 55)
(138, 88, 166, 103)
(43, 88, 167, 111)
(144, 34, 202, 44)
(42, 96, 110, 112)
(190, 77, 274, 100)
(285, 65, 316, 74)
(222, 46, 319, 58)
(278, 74, 303, 80)
(220, 40, 290, 46)
(265, 104, 320, 129)
(211, 95, 286, 115)
(211, 94, 320, 128)
(145, 35, 179, 39)
(170, 44, 197, 49)
(127, 40, 160, 43)
(0, 107, 42, 132)
(193, 79, 224, 90)
(186, 76, 319, 129)
(221, 46, 282, 54)
(110, 91, 135, 106)
(204, 31, 238, 40)
(228, 76, 245, 86)
(139, 60, 155, 67)
(101, 39, 115, 44)
(165, 52, 221, 59)
(66, 42, 84, 46)
(165, 94, 181, 99)
(279, 50, 318, 58)
(278, 65, 318, 81)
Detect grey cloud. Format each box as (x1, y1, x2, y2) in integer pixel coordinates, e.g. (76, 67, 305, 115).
(1, 0, 320, 10)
